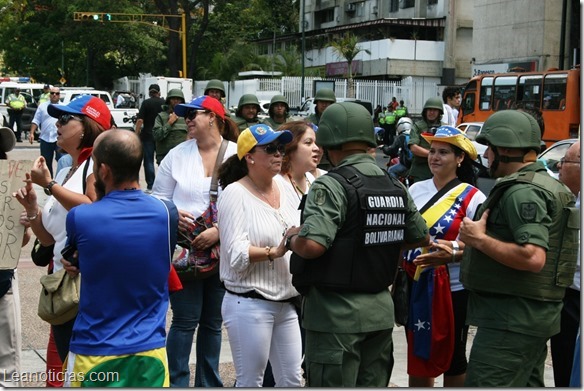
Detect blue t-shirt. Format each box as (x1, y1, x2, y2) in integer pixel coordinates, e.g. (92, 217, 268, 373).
(66, 190, 178, 356)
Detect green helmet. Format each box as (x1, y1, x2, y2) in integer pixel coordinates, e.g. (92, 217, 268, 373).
(422, 96, 444, 114)
(166, 89, 185, 104)
(268, 94, 289, 116)
(477, 110, 541, 150)
(314, 88, 337, 103)
(236, 94, 262, 115)
(316, 102, 376, 148)
(204, 79, 225, 97)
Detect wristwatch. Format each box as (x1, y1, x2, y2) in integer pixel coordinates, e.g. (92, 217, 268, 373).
(285, 234, 297, 251)
(44, 180, 58, 196)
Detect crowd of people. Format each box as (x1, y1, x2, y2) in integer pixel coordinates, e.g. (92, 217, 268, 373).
(0, 83, 579, 388)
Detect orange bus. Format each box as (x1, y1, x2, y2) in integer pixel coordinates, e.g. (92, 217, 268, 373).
(459, 67, 580, 146)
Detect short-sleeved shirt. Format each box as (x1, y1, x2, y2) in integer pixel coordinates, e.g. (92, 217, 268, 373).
(466, 162, 563, 337)
(407, 120, 433, 181)
(137, 97, 165, 141)
(299, 153, 428, 333)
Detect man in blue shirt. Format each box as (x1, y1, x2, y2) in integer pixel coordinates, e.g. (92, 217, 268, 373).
(63, 129, 178, 387)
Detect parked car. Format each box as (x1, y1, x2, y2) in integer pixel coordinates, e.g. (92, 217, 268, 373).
(537, 138, 578, 179)
(457, 122, 488, 168)
(295, 97, 374, 117)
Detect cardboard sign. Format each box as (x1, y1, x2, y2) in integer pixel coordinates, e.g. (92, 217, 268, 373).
(0, 160, 32, 269)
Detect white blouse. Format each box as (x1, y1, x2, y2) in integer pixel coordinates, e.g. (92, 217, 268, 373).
(218, 179, 300, 301)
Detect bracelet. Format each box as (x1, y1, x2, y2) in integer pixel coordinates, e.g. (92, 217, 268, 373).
(265, 246, 274, 269)
(27, 209, 39, 221)
(451, 240, 459, 263)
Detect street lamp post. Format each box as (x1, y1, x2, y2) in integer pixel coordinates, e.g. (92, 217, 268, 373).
(301, 0, 306, 102)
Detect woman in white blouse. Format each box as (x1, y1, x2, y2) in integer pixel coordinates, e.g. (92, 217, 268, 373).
(217, 123, 302, 387)
(152, 96, 239, 387)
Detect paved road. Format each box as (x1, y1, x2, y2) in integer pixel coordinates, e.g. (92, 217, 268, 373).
(9, 144, 556, 386)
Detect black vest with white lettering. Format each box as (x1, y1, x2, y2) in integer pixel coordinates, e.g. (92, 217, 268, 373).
(291, 165, 407, 294)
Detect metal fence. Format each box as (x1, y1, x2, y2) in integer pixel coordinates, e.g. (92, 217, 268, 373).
(232, 76, 441, 115)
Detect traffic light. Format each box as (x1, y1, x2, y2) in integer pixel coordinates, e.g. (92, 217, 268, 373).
(105, 13, 112, 21)
(92, 14, 101, 21)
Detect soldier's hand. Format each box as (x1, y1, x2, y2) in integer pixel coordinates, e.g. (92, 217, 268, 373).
(459, 210, 489, 248)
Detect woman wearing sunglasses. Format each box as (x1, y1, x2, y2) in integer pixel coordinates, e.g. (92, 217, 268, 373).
(217, 124, 302, 387)
(152, 95, 238, 387)
(13, 95, 111, 364)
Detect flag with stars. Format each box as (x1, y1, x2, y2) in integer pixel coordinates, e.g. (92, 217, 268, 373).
(404, 183, 479, 377)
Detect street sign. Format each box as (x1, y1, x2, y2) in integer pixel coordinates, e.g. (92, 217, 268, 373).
(59, 77, 67, 84)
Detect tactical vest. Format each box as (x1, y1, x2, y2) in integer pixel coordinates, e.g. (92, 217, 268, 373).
(460, 171, 579, 302)
(395, 106, 407, 118)
(290, 165, 408, 294)
(378, 111, 386, 125)
(386, 112, 397, 125)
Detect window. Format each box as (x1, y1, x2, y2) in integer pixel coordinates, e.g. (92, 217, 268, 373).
(517, 75, 542, 109)
(543, 74, 568, 110)
(428, 0, 438, 4)
(403, 0, 415, 8)
(390, 0, 399, 12)
(492, 76, 516, 111)
(315, 8, 334, 27)
(479, 77, 493, 111)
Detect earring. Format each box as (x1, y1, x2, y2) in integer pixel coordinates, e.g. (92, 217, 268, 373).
(457, 162, 461, 167)
(250, 159, 255, 165)
(209, 121, 214, 127)
(80, 133, 84, 139)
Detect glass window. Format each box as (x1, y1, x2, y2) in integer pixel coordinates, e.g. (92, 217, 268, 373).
(542, 73, 568, 110)
(390, 0, 399, 12)
(479, 77, 493, 111)
(493, 76, 517, 111)
(517, 75, 543, 109)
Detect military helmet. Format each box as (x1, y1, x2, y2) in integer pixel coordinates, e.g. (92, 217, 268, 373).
(314, 88, 337, 103)
(422, 96, 444, 114)
(477, 110, 541, 150)
(396, 117, 414, 135)
(237, 94, 261, 111)
(204, 79, 225, 97)
(166, 89, 185, 104)
(268, 94, 289, 116)
(316, 102, 376, 148)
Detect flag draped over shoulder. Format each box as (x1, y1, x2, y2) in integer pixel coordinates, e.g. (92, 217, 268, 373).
(404, 183, 477, 377)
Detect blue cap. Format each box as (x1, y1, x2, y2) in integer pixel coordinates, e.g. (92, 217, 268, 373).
(237, 124, 293, 160)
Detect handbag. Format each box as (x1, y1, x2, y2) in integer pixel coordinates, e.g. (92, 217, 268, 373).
(37, 269, 81, 325)
(173, 140, 228, 281)
(391, 260, 410, 327)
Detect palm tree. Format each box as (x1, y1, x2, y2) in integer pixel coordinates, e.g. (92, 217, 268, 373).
(330, 33, 371, 97)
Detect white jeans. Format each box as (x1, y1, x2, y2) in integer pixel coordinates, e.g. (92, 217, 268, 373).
(222, 292, 302, 387)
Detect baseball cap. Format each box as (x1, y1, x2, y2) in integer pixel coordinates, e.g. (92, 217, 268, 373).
(237, 124, 293, 160)
(422, 125, 477, 160)
(43, 84, 50, 89)
(175, 95, 226, 120)
(0, 127, 16, 153)
(148, 84, 160, 92)
(48, 95, 112, 131)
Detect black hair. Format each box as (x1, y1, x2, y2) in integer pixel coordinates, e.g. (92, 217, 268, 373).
(451, 144, 477, 186)
(442, 86, 461, 103)
(93, 131, 143, 186)
(218, 154, 249, 189)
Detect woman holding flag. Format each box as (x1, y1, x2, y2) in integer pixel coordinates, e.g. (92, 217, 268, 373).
(403, 126, 486, 387)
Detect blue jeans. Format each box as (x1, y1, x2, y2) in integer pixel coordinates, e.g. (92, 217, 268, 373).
(142, 138, 156, 190)
(166, 273, 225, 387)
(40, 139, 64, 178)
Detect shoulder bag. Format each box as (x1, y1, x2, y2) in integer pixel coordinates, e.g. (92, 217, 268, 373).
(37, 269, 81, 325)
(173, 140, 228, 281)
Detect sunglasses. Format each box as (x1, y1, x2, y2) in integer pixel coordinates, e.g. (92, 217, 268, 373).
(185, 109, 208, 121)
(58, 114, 83, 126)
(50, 92, 60, 96)
(259, 143, 286, 155)
(559, 157, 579, 165)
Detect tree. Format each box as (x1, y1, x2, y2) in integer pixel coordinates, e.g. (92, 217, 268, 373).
(330, 33, 370, 97)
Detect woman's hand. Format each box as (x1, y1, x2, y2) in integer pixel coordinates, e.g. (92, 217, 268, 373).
(192, 227, 219, 250)
(13, 173, 39, 215)
(19, 211, 32, 247)
(272, 235, 288, 259)
(61, 258, 80, 277)
(177, 210, 196, 233)
(412, 240, 453, 267)
(30, 156, 52, 188)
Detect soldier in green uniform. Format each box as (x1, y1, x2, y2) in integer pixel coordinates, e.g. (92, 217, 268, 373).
(408, 96, 443, 184)
(262, 94, 289, 129)
(459, 110, 579, 387)
(306, 88, 336, 126)
(233, 94, 262, 132)
(152, 88, 187, 164)
(285, 102, 429, 387)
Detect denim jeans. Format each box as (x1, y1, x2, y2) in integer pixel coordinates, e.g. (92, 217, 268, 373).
(40, 139, 64, 178)
(166, 273, 225, 387)
(142, 139, 156, 190)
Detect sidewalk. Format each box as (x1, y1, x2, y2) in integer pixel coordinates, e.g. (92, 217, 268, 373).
(10, 144, 555, 387)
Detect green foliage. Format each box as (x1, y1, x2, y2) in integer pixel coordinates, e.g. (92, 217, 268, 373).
(0, 0, 299, 86)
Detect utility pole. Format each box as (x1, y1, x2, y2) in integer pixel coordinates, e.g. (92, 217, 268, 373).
(73, 12, 188, 78)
